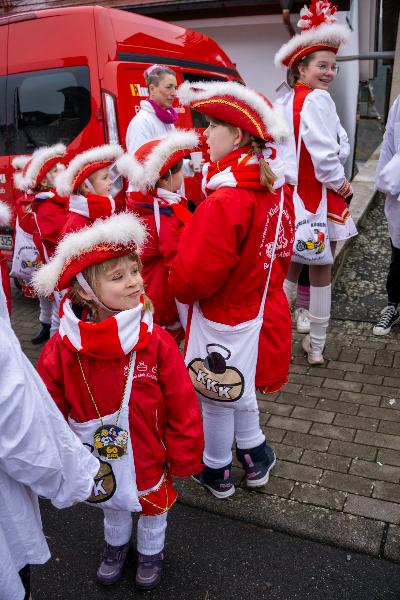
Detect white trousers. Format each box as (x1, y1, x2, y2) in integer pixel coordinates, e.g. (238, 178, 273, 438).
(202, 402, 265, 469)
(103, 509, 168, 556)
(39, 297, 52, 325)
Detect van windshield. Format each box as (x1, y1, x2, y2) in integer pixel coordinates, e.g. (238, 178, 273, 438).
(5, 66, 91, 155)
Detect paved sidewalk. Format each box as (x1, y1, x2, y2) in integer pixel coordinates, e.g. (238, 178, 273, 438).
(11, 285, 400, 562)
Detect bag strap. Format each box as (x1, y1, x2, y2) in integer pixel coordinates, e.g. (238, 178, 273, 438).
(122, 351, 137, 410)
(32, 210, 50, 264)
(258, 186, 285, 319)
(153, 198, 161, 237)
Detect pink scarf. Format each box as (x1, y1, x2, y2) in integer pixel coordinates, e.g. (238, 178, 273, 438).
(148, 98, 178, 124)
(59, 294, 153, 359)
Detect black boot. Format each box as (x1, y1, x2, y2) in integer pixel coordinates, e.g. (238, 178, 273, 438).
(236, 440, 276, 488)
(31, 322, 51, 345)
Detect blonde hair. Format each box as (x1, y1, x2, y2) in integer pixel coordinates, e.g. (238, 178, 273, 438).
(71, 252, 153, 319)
(207, 117, 277, 192)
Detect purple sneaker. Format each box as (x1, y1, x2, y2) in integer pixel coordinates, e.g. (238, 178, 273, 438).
(192, 464, 235, 499)
(135, 551, 164, 589)
(96, 541, 130, 585)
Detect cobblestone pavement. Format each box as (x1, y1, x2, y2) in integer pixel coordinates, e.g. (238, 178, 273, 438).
(10, 197, 400, 562)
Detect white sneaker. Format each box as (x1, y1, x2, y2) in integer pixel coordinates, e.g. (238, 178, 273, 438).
(295, 308, 310, 334)
(302, 334, 324, 365)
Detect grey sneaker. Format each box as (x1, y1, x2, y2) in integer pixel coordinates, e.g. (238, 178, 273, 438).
(96, 541, 130, 585)
(135, 551, 164, 589)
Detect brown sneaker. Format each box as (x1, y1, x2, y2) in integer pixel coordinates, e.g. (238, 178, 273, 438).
(135, 551, 164, 589)
(96, 541, 130, 585)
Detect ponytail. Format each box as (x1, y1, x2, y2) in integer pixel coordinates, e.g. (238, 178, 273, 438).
(250, 137, 277, 192)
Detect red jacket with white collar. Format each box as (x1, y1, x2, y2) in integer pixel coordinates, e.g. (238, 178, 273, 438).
(37, 322, 203, 491)
(31, 190, 67, 262)
(126, 191, 188, 327)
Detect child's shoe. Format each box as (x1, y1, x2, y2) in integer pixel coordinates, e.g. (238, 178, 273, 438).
(302, 334, 324, 365)
(96, 541, 130, 585)
(295, 308, 310, 334)
(192, 464, 235, 499)
(135, 551, 164, 589)
(31, 322, 51, 345)
(236, 440, 276, 488)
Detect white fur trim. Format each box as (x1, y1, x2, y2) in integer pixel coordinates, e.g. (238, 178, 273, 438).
(32, 211, 147, 296)
(116, 129, 199, 191)
(55, 144, 123, 196)
(0, 201, 11, 226)
(274, 22, 349, 68)
(11, 155, 30, 171)
(177, 81, 289, 143)
(17, 143, 67, 192)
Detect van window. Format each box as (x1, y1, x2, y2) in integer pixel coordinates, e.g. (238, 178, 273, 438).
(182, 72, 228, 129)
(0, 76, 6, 156)
(6, 66, 91, 154)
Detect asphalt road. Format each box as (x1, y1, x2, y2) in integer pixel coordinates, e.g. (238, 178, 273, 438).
(32, 500, 400, 600)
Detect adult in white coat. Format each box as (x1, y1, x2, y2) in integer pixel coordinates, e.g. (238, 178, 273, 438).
(125, 65, 194, 192)
(374, 94, 400, 335)
(0, 256, 99, 599)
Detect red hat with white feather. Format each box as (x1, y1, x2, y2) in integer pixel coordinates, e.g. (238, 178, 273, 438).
(274, 0, 349, 69)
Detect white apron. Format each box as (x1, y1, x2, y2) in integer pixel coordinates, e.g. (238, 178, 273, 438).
(10, 217, 40, 282)
(184, 188, 284, 411)
(291, 125, 333, 266)
(68, 352, 141, 513)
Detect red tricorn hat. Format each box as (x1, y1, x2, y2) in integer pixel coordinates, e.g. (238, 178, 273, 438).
(32, 212, 147, 294)
(55, 144, 124, 196)
(177, 81, 289, 143)
(13, 144, 67, 192)
(116, 129, 199, 192)
(274, 0, 349, 69)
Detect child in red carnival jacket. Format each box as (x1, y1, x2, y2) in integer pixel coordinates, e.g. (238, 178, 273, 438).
(56, 144, 124, 238)
(117, 130, 198, 341)
(15, 143, 68, 336)
(12, 154, 55, 344)
(170, 80, 294, 499)
(34, 212, 203, 591)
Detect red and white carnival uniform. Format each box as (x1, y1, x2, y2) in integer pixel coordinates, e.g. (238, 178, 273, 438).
(277, 82, 357, 243)
(126, 188, 191, 330)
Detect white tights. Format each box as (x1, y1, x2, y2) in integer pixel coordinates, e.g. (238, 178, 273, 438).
(103, 509, 168, 555)
(202, 402, 265, 469)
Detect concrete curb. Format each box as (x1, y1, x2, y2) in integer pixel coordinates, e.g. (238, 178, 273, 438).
(175, 478, 400, 562)
(333, 146, 381, 284)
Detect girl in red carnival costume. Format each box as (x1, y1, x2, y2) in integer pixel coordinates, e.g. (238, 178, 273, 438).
(15, 143, 69, 337)
(34, 212, 203, 590)
(56, 144, 124, 238)
(117, 130, 199, 342)
(170, 80, 294, 498)
(275, 0, 357, 365)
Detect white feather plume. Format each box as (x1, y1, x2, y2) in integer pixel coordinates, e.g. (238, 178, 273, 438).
(0, 201, 11, 227)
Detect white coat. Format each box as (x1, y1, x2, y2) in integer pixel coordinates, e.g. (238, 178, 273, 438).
(0, 283, 99, 600)
(125, 100, 193, 192)
(375, 95, 400, 248)
(276, 88, 348, 187)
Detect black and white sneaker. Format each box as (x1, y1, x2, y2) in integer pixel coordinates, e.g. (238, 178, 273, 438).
(373, 305, 400, 336)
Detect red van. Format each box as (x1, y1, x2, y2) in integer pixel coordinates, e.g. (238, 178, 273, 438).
(0, 5, 242, 257)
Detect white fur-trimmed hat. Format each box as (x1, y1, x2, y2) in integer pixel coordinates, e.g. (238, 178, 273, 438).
(177, 80, 288, 143)
(32, 211, 147, 295)
(0, 201, 11, 227)
(14, 143, 67, 192)
(55, 144, 124, 196)
(116, 130, 199, 192)
(274, 1, 349, 69)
